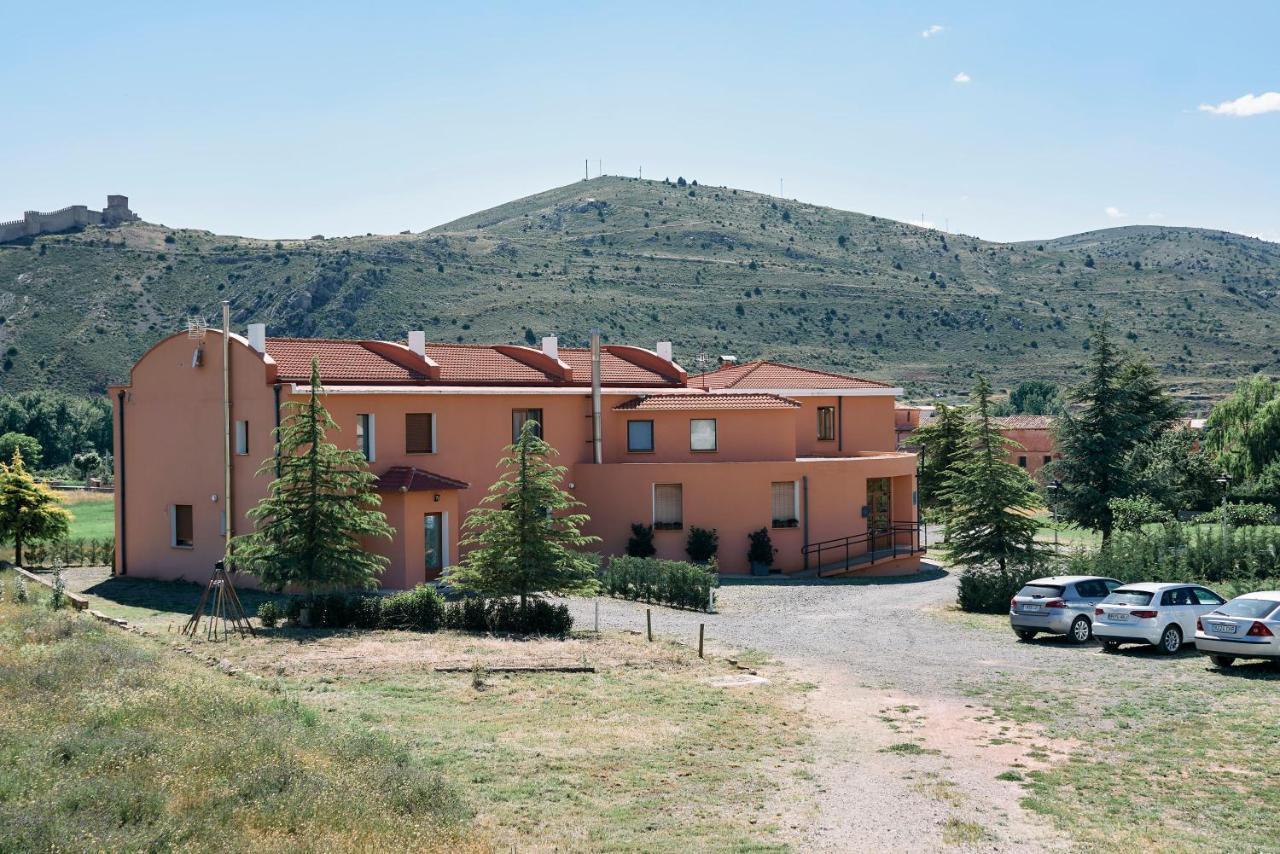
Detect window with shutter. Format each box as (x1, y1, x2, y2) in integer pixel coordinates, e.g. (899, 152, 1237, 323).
(771, 482, 798, 527)
(653, 483, 683, 530)
(406, 413, 434, 454)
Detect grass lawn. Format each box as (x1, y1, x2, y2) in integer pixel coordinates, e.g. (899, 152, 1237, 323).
(55, 570, 808, 851)
(0, 571, 479, 852)
(954, 610, 1280, 850)
(60, 491, 115, 540)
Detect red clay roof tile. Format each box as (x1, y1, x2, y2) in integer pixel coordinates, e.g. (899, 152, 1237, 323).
(613, 392, 801, 411)
(691, 360, 892, 390)
(374, 466, 470, 492)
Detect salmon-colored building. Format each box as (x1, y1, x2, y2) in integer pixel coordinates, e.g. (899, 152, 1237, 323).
(110, 328, 923, 588)
(992, 415, 1059, 478)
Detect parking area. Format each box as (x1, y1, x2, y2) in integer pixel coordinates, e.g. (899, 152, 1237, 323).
(566, 569, 1280, 852)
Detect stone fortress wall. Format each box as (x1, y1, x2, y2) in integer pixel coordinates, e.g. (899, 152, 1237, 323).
(0, 195, 137, 243)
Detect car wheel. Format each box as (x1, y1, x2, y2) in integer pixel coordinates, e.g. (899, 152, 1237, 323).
(1102, 640, 1121, 652)
(1068, 616, 1092, 644)
(1014, 629, 1037, 642)
(1210, 654, 1236, 669)
(1157, 625, 1182, 655)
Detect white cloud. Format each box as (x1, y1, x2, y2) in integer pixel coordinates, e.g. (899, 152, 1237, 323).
(953, 72, 971, 84)
(922, 24, 944, 38)
(1105, 206, 1126, 219)
(1198, 91, 1280, 117)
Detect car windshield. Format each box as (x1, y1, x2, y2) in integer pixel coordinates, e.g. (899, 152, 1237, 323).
(1215, 599, 1280, 619)
(1016, 584, 1064, 599)
(1104, 590, 1153, 606)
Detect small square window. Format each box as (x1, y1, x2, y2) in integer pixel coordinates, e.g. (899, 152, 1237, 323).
(1043, 455, 1052, 465)
(817, 406, 836, 441)
(690, 418, 717, 451)
(406, 413, 434, 454)
(1017, 456, 1027, 468)
(512, 408, 543, 443)
(627, 420, 654, 452)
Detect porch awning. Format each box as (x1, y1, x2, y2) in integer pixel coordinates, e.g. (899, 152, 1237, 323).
(375, 466, 470, 493)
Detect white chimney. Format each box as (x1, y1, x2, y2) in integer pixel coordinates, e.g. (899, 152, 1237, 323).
(541, 335, 559, 360)
(719, 355, 738, 366)
(656, 341, 673, 362)
(408, 330, 426, 358)
(247, 323, 266, 353)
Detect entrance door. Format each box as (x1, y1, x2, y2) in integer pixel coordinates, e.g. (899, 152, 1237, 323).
(867, 478, 891, 535)
(424, 512, 444, 575)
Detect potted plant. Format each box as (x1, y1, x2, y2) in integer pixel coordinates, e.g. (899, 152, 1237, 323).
(748, 527, 775, 576)
(686, 526, 719, 564)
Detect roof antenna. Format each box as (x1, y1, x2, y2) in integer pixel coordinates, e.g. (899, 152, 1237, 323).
(694, 352, 710, 391)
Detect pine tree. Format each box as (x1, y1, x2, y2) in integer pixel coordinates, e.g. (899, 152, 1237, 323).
(1053, 320, 1182, 541)
(234, 359, 393, 593)
(0, 448, 71, 566)
(940, 376, 1043, 571)
(912, 402, 969, 514)
(445, 420, 600, 606)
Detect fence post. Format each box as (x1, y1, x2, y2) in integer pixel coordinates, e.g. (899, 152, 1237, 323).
(594, 598, 599, 633)
(698, 623, 704, 658)
(646, 608, 652, 642)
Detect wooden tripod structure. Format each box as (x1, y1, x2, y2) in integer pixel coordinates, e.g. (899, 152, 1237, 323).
(182, 561, 255, 641)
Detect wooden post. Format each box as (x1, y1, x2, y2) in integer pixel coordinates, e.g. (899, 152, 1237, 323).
(698, 623, 704, 658)
(646, 608, 652, 642)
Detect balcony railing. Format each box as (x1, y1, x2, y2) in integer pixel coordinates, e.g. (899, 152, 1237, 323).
(801, 522, 924, 575)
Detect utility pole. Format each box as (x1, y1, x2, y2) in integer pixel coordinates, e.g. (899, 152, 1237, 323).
(584, 159, 588, 180)
(779, 178, 784, 197)
(598, 159, 602, 177)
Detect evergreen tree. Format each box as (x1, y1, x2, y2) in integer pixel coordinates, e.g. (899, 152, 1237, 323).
(912, 402, 968, 513)
(445, 421, 600, 606)
(940, 376, 1043, 571)
(1052, 320, 1181, 541)
(0, 448, 71, 566)
(234, 359, 393, 593)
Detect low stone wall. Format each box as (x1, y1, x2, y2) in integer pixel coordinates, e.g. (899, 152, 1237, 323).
(10, 566, 90, 610)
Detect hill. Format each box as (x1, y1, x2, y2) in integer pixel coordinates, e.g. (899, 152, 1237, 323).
(1, 176, 1277, 405)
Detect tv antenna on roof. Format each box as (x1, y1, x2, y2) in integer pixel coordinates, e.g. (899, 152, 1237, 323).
(694, 352, 710, 390)
(186, 317, 208, 340)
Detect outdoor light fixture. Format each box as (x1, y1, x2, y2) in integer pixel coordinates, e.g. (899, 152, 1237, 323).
(433, 493, 440, 502)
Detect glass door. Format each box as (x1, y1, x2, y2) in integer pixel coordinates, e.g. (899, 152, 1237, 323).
(867, 478, 892, 535)
(424, 513, 444, 574)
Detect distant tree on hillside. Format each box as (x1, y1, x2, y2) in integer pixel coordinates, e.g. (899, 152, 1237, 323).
(1008, 380, 1060, 415)
(234, 359, 392, 593)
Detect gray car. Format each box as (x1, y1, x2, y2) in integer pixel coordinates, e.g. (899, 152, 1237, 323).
(1009, 575, 1122, 643)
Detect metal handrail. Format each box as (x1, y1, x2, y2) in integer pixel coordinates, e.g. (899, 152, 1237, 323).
(802, 522, 924, 573)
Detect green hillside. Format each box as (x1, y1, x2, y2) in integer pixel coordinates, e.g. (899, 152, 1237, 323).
(2, 176, 1277, 406)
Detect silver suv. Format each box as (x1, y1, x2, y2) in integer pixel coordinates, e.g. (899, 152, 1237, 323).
(1009, 575, 1122, 643)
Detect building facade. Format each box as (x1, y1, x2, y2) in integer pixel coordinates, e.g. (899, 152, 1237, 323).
(110, 329, 922, 588)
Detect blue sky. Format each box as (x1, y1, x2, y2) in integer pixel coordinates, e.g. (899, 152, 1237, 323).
(2, 1, 1277, 242)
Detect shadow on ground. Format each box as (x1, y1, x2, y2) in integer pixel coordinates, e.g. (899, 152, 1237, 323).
(720, 566, 950, 587)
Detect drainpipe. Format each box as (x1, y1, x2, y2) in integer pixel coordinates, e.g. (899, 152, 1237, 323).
(837, 397, 843, 453)
(116, 390, 126, 576)
(801, 475, 810, 571)
(590, 329, 603, 464)
(272, 382, 283, 477)
(221, 301, 232, 562)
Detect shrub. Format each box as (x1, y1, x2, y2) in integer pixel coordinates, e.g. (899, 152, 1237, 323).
(442, 597, 572, 637)
(1109, 495, 1173, 531)
(626, 523, 656, 557)
(685, 526, 719, 564)
(381, 586, 445, 632)
(747, 528, 775, 568)
(1062, 523, 1280, 586)
(600, 555, 719, 611)
(956, 563, 1045, 614)
(1198, 502, 1276, 527)
(256, 601, 281, 628)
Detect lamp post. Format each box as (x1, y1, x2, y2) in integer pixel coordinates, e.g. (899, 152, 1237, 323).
(1047, 479, 1061, 552)
(917, 445, 927, 548)
(1216, 473, 1232, 544)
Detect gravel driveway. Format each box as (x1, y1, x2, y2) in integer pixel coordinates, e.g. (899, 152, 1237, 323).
(562, 568, 1134, 852)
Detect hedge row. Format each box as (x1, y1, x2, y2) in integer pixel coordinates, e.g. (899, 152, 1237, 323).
(257, 586, 573, 637)
(600, 555, 719, 611)
(22, 538, 115, 568)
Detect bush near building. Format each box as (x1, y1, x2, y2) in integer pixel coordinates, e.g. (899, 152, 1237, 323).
(600, 556, 719, 611)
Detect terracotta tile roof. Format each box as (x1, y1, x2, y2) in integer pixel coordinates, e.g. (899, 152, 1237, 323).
(613, 392, 801, 411)
(266, 339, 429, 383)
(691, 360, 893, 391)
(993, 415, 1056, 430)
(374, 466, 470, 492)
(264, 338, 683, 387)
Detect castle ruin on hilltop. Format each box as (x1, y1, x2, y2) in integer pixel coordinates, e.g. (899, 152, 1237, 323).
(0, 195, 138, 243)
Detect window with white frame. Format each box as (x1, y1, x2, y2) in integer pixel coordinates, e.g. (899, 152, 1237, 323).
(653, 483, 684, 530)
(234, 420, 249, 456)
(356, 413, 376, 461)
(689, 418, 717, 451)
(771, 481, 799, 527)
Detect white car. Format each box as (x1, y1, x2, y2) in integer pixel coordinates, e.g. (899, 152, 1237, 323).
(1009, 576, 1121, 643)
(1093, 583, 1228, 654)
(1195, 591, 1280, 669)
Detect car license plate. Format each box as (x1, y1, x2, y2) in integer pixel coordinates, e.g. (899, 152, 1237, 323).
(1211, 622, 1237, 634)
(1109, 612, 1128, 621)
(1021, 605, 1043, 613)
